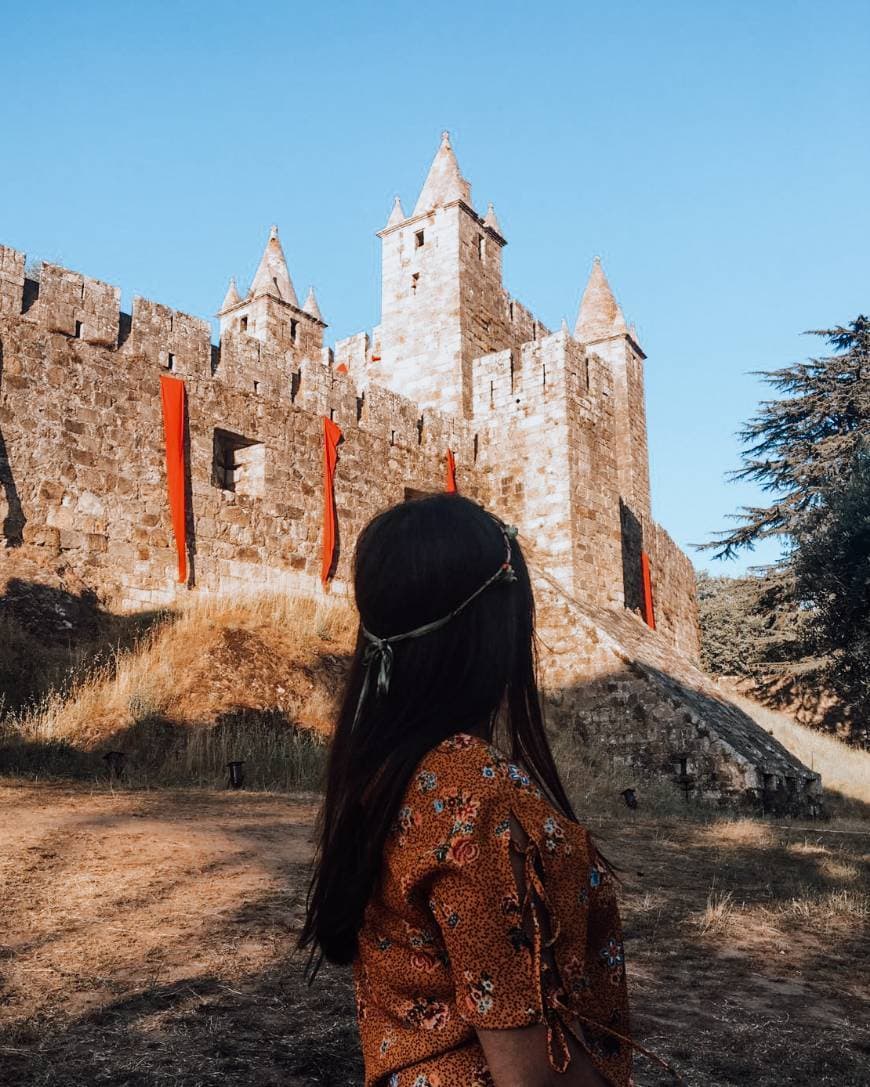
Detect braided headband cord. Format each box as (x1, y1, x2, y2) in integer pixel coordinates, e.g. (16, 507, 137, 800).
(350, 522, 518, 732)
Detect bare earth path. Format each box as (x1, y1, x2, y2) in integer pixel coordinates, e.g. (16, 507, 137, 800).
(1, 783, 867, 1086)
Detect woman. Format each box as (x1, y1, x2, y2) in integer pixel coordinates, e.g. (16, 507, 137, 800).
(299, 494, 674, 1087)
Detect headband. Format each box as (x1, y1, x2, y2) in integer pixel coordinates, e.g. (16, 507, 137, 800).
(350, 520, 519, 732)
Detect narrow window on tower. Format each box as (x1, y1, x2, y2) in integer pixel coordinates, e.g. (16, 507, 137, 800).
(290, 319, 299, 344)
(167, 352, 176, 372)
(239, 315, 248, 333)
(411, 273, 420, 295)
(415, 229, 425, 248)
(477, 234, 485, 262)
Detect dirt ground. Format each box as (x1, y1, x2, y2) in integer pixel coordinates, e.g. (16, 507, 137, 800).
(1, 783, 867, 1087)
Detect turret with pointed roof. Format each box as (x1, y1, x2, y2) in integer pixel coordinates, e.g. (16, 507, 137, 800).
(220, 277, 241, 312)
(574, 257, 627, 342)
(217, 224, 325, 363)
(483, 201, 503, 239)
(249, 225, 298, 305)
(302, 285, 324, 323)
(384, 195, 405, 230)
(413, 131, 473, 216)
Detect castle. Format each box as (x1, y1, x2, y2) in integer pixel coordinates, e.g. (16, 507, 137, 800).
(0, 132, 821, 811)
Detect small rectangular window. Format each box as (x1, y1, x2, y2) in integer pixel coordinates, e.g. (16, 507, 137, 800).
(477, 234, 485, 261)
(167, 352, 175, 371)
(74, 320, 82, 338)
(415, 229, 425, 248)
(212, 429, 265, 497)
(290, 319, 299, 344)
(253, 380, 260, 394)
(239, 315, 248, 333)
(411, 273, 420, 295)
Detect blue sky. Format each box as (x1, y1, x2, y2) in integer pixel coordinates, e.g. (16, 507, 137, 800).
(1, 1, 866, 574)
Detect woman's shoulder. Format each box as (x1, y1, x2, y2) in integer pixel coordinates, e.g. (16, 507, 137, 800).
(414, 731, 545, 801)
(408, 730, 550, 817)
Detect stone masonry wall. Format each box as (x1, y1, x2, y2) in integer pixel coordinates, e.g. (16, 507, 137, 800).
(0, 248, 487, 609)
(1, 241, 693, 652)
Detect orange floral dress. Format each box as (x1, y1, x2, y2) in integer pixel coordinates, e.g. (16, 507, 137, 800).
(353, 732, 635, 1087)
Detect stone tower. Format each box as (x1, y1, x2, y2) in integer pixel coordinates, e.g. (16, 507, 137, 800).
(217, 225, 326, 367)
(574, 257, 651, 526)
(375, 132, 511, 420)
(574, 256, 652, 612)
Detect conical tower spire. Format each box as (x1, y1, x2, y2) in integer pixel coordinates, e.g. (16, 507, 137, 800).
(413, 131, 472, 216)
(250, 225, 298, 306)
(220, 276, 241, 312)
(385, 194, 405, 229)
(574, 257, 627, 342)
(483, 201, 503, 237)
(302, 285, 323, 322)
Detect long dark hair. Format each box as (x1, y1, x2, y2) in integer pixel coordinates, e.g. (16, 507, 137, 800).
(297, 493, 580, 982)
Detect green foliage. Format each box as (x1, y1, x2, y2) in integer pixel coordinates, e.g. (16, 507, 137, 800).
(696, 569, 808, 677)
(792, 448, 870, 722)
(701, 316, 870, 559)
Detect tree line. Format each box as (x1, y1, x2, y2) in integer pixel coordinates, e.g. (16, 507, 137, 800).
(696, 316, 869, 746)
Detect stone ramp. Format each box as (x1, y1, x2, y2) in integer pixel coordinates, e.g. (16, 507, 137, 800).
(529, 561, 822, 814)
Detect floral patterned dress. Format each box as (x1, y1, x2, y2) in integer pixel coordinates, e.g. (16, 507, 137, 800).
(353, 732, 635, 1087)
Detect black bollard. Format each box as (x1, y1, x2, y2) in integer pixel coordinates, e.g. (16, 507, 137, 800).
(227, 760, 245, 789)
(102, 751, 127, 779)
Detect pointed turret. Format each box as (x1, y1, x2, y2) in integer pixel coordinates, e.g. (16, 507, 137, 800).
(574, 257, 627, 342)
(385, 195, 405, 229)
(302, 285, 323, 323)
(483, 201, 503, 237)
(250, 225, 298, 306)
(220, 276, 241, 312)
(413, 131, 472, 216)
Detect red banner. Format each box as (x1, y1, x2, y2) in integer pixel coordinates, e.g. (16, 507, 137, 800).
(159, 375, 188, 584)
(321, 416, 343, 584)
(446, 448, 457, 493)
(640, 550, 656, 630)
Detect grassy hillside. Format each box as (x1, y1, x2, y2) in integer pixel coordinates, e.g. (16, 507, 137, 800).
(3, 582, 868, 815)
(1, 591, 354, 790)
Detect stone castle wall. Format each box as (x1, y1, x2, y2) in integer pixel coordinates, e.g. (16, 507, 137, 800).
(1, 133, 707, 662)
(0, 238, 697, 659)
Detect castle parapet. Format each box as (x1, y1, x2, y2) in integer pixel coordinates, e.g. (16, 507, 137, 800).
(507, 297, 549, 345)
(129, 297, 211, 376)
(30, 262, 121, 347)
(0, 246, 25, 316)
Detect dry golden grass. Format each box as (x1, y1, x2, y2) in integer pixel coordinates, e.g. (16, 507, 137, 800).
(702, 817, 775, 849)
(721, 685, 870, 806)
(9, 591, 355, 749)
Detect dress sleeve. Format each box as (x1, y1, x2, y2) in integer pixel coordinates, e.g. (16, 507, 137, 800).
(414, 776, 575, 1038)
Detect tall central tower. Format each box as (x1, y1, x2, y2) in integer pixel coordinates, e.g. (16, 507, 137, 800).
(375, 132, 508, 420)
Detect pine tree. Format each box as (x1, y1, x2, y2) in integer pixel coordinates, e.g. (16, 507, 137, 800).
(700, 316, 870, 559)
(792, 447, 870, 736)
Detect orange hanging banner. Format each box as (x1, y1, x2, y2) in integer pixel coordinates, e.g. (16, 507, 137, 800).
(445, 448, 458, 493)
(159, 375, 188, 584)
(321, 416, 343, 584)
(640, 550, 656, 630)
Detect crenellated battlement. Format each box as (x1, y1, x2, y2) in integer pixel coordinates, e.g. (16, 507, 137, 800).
(0, 132, 696, 658)
(0, 241, 484, 480)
